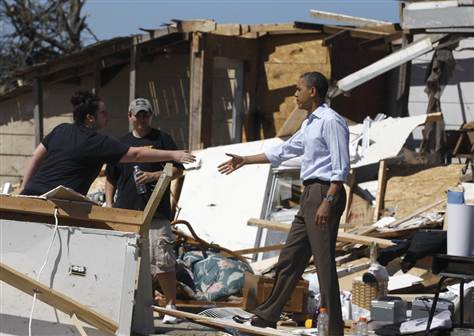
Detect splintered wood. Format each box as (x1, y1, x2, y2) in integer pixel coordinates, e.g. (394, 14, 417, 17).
(384, 164, 464, 219)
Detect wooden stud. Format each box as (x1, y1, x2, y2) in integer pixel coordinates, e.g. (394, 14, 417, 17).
(152, 305, 290, 336)
(373, 160, 388, 222)
(141, 163, 173, 233)
(32, 78, 44, 146)
(0, 262, 118, 335)
(71, 313, 89, 336)
(341, 170, 356, 227)
(276, 107, 307, 138)
(129, 37, 137, 105)
(188, 32, 213, 150)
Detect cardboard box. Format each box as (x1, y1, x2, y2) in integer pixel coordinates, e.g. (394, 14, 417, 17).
(242, 272, 309, 313)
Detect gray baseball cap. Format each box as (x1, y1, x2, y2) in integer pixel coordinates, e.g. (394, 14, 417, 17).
(129, 98, 153, 115)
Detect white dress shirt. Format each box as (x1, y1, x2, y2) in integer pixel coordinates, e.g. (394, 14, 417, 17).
(264, 103, 350, 182)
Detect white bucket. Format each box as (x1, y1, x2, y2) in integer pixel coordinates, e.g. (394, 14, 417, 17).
(447, 203, 474, 257)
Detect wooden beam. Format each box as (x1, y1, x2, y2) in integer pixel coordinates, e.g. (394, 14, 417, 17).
(322, 29, 351, 47)
(247, 218, 394, 248)
(152, 306, 290, 336)
(336, 231, 394, 248)
(332, 34, 446, 97)
(0, 262, 118, 335)
(247, 218, 292, 232)
(341, 170, 355, 226)
(310, 9, 393, 27)
(248, 23, 296, 33)
(276, 107, 307, 138)
(32, 78, 44, 146)
(233, 244, 286, 255)
(175, 19, 217, 33)
(141, 163, 173, 233)
(71, 313, 89, 336)
(0, 195, 143, 231)
(129, 37, 137, 106)
(188, 32, 213, 150)
(373, 160, 388, 222)
(92, 60, 102, 96)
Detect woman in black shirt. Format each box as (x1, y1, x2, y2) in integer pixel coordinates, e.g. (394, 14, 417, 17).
(20, 90, 194, 196)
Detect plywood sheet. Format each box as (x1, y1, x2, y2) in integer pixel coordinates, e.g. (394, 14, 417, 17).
(177, 138, 283, 251)
(265, 39, 329, 64)
(385, 164, 464, 219)
(263, 63, 331, 91)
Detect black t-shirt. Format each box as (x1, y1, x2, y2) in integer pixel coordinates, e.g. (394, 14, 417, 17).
(105, 128, 183, 220)
(22, 123, 129, 196)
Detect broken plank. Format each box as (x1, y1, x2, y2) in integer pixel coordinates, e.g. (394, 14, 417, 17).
(373, 160, 388, 222)
(248, 218, 291, 232)
(0, 194, 143, 231)
(276, 107, 307, 138)
(71, 313, 89, 336)
(141, 163, 173, 232)
(309, 9, 393, 27)
(247, 218, 394, 247)
(248, 22, 296, 33)
(0, 262, 118, 335)
(214, 23, 243, 36)
(176, 19, 217, 32)
(332, 34, 446, 96)
(152, 306, 290, 336)
(337, 231, 394, 248)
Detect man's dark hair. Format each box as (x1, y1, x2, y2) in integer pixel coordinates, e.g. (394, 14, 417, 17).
(300, 72, 328, 100)
(70, 90, 101, 125)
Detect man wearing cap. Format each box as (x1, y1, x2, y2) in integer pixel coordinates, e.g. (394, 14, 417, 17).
(105, 98, 183, 323)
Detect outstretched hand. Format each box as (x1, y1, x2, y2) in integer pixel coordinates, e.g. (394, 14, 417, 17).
(174, 151, 196, 164)
(218, 153, 246, 175)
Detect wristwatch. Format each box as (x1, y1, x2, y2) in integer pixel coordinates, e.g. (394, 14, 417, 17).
(324, 194, 335, 203)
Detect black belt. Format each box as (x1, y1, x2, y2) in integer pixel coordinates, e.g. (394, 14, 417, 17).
(303, 178, 330, 186)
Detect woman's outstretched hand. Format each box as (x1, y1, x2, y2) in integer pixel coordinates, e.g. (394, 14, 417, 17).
(174, 151, 196, 164)
(218, 153, 246, 175)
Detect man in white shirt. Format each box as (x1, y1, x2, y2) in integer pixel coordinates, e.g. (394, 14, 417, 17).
(218, 72, 349, 335)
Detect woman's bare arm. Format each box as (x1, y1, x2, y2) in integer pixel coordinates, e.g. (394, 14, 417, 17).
(20, 144, 48, 192)
(120, 147, 195, 164)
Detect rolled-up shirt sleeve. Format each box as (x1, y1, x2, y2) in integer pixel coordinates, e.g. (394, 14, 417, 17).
(323, 118, 350, 182)
(264, 128, 304, 167)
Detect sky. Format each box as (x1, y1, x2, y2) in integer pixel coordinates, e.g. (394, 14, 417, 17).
(83, 0, 400, 42)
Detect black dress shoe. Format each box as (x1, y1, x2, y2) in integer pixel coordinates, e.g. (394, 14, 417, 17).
(250, 315, 276, 329)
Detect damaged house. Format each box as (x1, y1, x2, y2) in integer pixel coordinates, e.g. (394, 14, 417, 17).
(1, 1, 474, 334)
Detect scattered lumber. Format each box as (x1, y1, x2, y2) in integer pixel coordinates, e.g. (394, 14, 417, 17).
(355, 198, 446, 236)
(247, 218, 394, 248)
(152, 305, 291, 336)
(0, 262, 118, 335)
